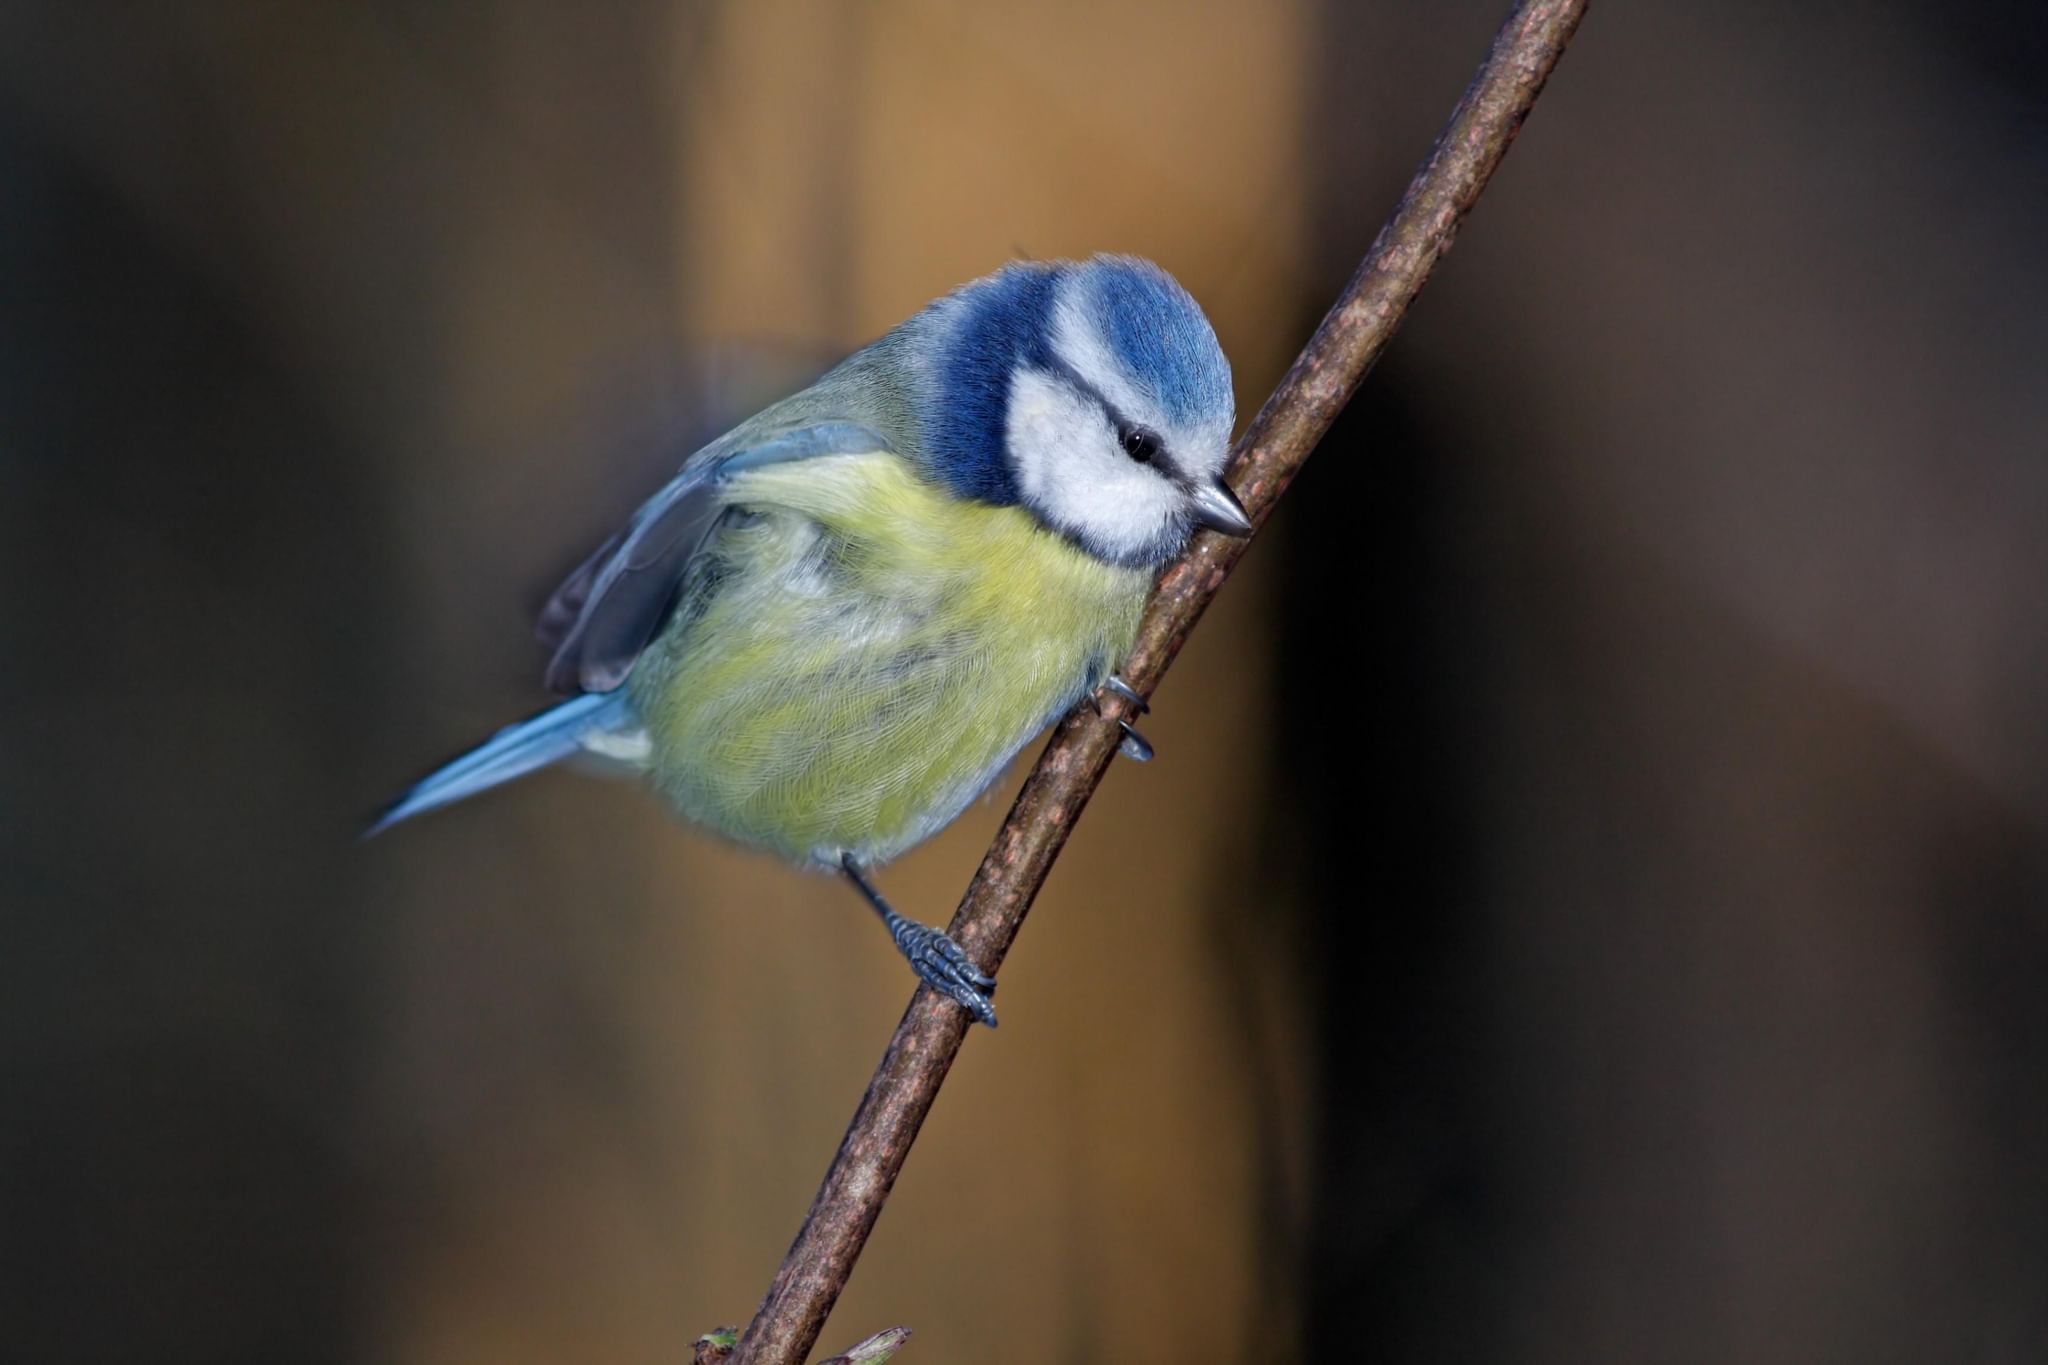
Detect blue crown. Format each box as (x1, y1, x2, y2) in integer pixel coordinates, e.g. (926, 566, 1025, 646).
(1075, 255, 1233, 431)
(922, 256, 1229, 507)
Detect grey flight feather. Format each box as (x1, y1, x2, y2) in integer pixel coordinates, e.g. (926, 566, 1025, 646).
(538, 414, 897, 695)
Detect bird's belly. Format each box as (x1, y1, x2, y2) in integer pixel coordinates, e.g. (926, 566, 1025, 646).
(627, 468, 1151, 867)
(640, 611, 1073, 864)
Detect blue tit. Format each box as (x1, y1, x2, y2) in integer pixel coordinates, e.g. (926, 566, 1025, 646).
(372, 254, 1250, 1025)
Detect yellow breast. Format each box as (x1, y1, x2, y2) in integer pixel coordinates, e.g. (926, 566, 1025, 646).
(626, 452, 1153, 866)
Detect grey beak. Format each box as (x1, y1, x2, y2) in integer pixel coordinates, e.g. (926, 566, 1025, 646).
(1188, 477, 1253, 536)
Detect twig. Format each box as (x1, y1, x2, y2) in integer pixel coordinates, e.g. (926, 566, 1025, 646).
(728, 3, 1591, 1361)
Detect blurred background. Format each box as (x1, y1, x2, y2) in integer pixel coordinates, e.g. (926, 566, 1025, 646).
(5, 2, 2046, 1361)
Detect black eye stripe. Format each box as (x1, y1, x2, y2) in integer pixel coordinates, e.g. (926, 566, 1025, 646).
(1040, 355, 1171, 469)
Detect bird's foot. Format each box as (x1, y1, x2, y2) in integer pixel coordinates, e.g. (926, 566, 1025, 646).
(887, 914, 999, 1028)
(1103, 674, 1149, 713)
(1115, 723, 1153, 762)
(842, 855, 998, 1027)
(1096, 674, 1154, 762)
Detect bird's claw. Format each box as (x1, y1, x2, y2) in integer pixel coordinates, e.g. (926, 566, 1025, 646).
(1117, 721, 1153, 762)
(891, 918, 999, 1027)
(1103, 674, 1149, 714)
(1094, 675, 1153, 761)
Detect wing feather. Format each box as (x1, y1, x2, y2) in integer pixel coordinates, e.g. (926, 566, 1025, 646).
(539, 419, 892, 695)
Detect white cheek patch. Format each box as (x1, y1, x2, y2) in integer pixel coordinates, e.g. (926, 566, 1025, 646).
(1007, 367, 1182, 563)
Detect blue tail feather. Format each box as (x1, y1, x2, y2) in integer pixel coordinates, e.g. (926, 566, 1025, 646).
(366, 691, 634, 837)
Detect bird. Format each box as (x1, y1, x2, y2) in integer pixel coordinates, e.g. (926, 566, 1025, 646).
(370, 254, 1250, 1026)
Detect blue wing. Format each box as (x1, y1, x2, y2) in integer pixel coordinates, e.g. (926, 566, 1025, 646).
(537, 419, 892, 695)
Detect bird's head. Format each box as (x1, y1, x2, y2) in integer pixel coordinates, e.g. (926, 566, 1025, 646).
(922, 255, 1248, 566)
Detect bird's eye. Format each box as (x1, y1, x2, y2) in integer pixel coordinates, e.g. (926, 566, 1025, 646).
(1118, 424, 1161, 464)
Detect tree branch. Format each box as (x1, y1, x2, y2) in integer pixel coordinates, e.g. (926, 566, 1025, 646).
(728, 3, 1590, 1360)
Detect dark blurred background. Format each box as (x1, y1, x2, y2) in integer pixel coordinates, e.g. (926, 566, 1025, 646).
(5, 3, 2046, 1362)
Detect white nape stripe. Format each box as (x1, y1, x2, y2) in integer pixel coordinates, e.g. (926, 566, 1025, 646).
(1048, 285, 1153, 429)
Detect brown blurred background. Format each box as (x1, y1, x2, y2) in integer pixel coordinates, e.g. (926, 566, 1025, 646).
(5, 2, 2046, 1362)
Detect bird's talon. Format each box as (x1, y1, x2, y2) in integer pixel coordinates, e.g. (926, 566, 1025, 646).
(896, 919, 999, 1026)
(1117, 721, 1154, 762)
(1103, 674, 1150, 714)
(843, 857, 998, 1026)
